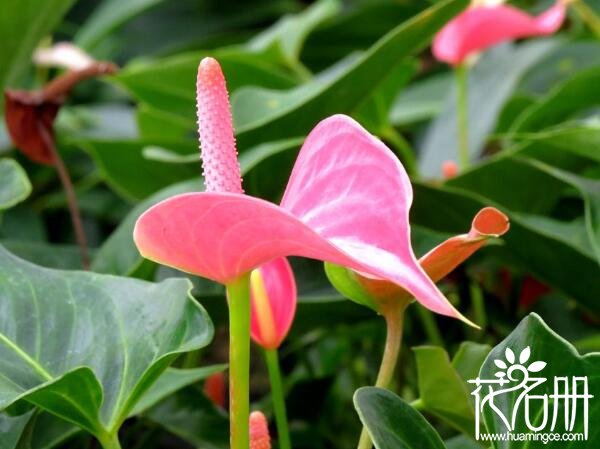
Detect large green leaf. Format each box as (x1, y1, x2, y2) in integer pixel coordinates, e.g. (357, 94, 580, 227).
(477, 314, 600, 448)
(234, 0, 468, 151)
(0, 245, 213, 444)
(0, 0, 75, 94)
(354, 387, 446, 449)
(418, 40, 559, 177)
(0, 160, 31, 211)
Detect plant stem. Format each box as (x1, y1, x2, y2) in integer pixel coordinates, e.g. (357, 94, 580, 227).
(264, 349, 292, 449)
(357, 303, 408, 449)
(455, 64, 470, 170)
(572, 0, 600, 38)
(37, 123, 90, 269)
(227, 274, 252, 449)
(98, 434, 122, 449)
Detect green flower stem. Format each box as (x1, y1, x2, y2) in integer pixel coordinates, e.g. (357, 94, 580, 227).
(98, 433, 122, 449)
(357, 302, 409, 449)
(265, 348, 292, 449)
(572, 0, 600, 38)
(227, 274, 252, 449)
(455, 64, 470, 170)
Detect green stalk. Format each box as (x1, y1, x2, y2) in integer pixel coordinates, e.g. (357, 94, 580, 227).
(572, 0, 600, 38)
(455, 64, 470, 170)
(98, 433, 122, 449)
(227, 275, 252, 449)
(357, 303, 408, 449)
(469, 281, 487, 332)
(264, 349, 292, 449)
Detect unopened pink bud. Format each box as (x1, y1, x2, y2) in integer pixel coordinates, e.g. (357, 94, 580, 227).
(250, 411, 271, 449)
(196, 57, 243, 193)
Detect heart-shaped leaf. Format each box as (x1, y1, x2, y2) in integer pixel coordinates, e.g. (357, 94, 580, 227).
(354, 387, 447, 449)
(0, 159, 31, 211)
(476, 313, 600, 448)
(0, 245, 213, 445)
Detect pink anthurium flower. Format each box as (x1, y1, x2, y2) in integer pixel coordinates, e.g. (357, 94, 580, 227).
(133, 57, 473, 325)
(433, 0, 568, 65)
(250, 257, 297, 350)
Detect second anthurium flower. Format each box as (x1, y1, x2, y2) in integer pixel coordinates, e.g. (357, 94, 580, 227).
(250, 257, 297, 350)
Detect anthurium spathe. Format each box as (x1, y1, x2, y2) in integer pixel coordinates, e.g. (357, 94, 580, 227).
(134, 58, 469, 325)
(432, 0, 568, 66)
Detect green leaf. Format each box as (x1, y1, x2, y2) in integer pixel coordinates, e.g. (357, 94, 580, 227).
(0, 160, 31, 211)
(512, 66, 600, 133)
(354, 387, 447, 449)
(477, 313, 600, 448)
(517, 157, 600, 266)
(0, 0, 75, 94)
(248, 0, 341, 67)
(129, 365, 226, 416)
(452, 342, 491, 384)
(145, 387, 228, 449)
(233, 0, 469, 151)
(413, 346, 476, 437)
(75, 0, 166, 50)
(0, 412, 32, 449)
(513, 122, 600, 164)
(390, 73, 452, 126)
(0, 245, 213, 443)
(418, 40, 559, 177)
(1, 241, 91, 270)
(78, 139, 199, 201)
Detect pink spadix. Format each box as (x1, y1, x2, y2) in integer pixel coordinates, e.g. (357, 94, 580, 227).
(433, 1, 568, 65)
(249, 411, 271, 449)
(133, 57, 473, 325)
(250, 257, 296, 350)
